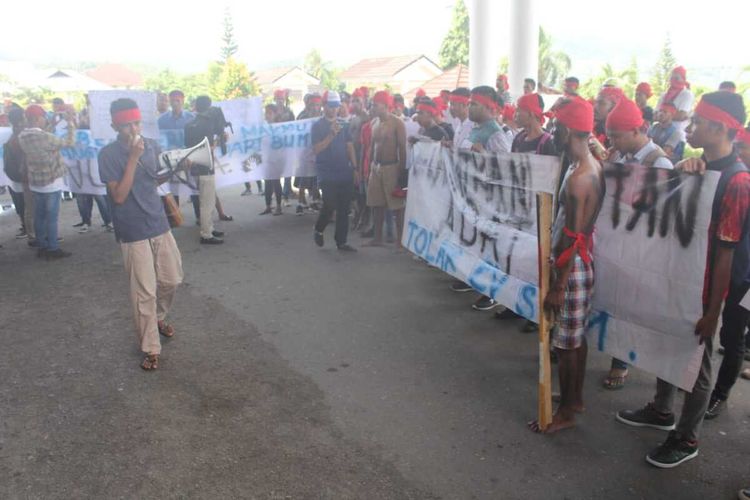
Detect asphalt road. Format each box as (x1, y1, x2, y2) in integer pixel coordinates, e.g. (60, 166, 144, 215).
(0, 187, 748, 500)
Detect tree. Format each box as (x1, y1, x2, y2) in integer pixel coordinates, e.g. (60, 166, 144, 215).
(650, 35, 677, 98)
(304, 49, 342, 90)
(439, 0, 469, 70)
(220, 7, 239, 63)
(538, 27, 571, 89)
(211, 58, 259, 100)
(577, 59, 639, 100)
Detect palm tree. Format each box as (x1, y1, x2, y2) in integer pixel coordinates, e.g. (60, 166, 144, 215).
(538, 27, 571, 89)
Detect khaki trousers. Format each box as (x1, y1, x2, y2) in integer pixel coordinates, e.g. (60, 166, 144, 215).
(199, 175, 216, 239)
(121, 231, 183, 355)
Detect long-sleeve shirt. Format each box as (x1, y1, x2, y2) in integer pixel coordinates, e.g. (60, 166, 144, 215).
(18, 125, 76, 188)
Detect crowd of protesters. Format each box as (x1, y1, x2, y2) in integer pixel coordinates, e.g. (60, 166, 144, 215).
(3, 65, 750, 490)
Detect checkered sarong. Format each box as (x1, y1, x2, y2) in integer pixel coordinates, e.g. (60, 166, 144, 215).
(552, 256, 594, 350)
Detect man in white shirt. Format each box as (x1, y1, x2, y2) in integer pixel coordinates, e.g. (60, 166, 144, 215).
(448, 87, 473, 149)
(655, 66, 694, 135)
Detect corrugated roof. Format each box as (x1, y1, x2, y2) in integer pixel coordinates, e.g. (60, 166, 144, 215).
(339, 54, 439, 82)
(403, 64, 470, 101)
(86, 64, 143, 88)
(253, 66, 297, 86)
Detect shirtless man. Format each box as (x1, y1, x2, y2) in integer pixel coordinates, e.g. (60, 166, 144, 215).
(364, 90, 407, 248)
(529, 97, 605, 434)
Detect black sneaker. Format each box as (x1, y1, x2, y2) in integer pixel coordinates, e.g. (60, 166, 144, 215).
(616, 403, 675, 431)
(704, 397, 726, 420)
(450, 281, 473, 293)
(337, 244, 357, 252)
(200, 237, 224, 245)
(739, 487, 750, 500)
(212, 230, 225, 238)
(646, 431, 698, 469)
(296, 205, 304, 216)
(314, 231, 324, 247)
(472, 296, 498, 311)
(521, 320, 539, 333)
(45, 249, 72, 260)
(495, 308, 521, 320)
(72, 221, 85, 228)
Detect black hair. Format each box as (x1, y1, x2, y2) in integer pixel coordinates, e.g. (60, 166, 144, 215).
(470, 85, 500, 108)
(195, 95, 212, 113)
(524, 78, 536, 89)
(393, 94, 405, 104)
(265, 103, 278, 112)
(8, 107, 24, 128)
(452, 87, 471, 98)
(52, 97, 64, 105)
(701, 91, 746, 137)
(110, 98, 138, 115)
(719, 81, 736, 91)
(565, 76, 579, 85)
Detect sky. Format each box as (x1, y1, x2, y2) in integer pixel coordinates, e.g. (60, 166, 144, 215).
(1, 0, 747, 85)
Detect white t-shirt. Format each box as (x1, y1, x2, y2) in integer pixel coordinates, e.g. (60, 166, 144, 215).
(30, 176, 66, 194)
(611, 140, 674, 169)
(656, 88, 694, 134)
(452, 117, 474, 150)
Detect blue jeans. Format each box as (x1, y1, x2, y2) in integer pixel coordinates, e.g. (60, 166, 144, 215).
(76, 194, 112, 225)
(33, 191, 62, 251)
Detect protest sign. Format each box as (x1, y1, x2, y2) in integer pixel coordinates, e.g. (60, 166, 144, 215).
(88, 90, 159, 140)
(588, 163, 719, 391)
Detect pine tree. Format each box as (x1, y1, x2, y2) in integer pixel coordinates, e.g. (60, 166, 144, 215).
(220, 7, 239, 63)
(439, 0, 469, 70)
(650, 35, 677, 98)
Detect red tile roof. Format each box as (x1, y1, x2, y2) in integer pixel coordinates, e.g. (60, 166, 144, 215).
(339, 55, 440, 82)
(404, 64, 470, 101)
(86, 64, 143, 88)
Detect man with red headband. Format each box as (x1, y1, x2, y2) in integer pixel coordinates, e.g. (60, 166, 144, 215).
(594, 86, 625, 148)
(414, 98, 451, 142)
(449, 87, 473, 149)
(18, 104, 77, 259)
(635, 82, 654, 124)
(98, 98, 184, 371)
(528, 96, 604, 434)
(656, 66, 694, 134)
(648, 103, 686, 164)
(274, 89, 296, 122)
(563, 77, 579, 97)
(496, 74, 511, 104)
(364, 90, 407, 248)
(157, 90, 194, 130)
(601, 98, 674, 389)
(618, 92, 749, 468)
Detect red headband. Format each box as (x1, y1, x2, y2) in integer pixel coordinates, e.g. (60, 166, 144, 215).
(635, 82, 653, 98)
(112, 108, 142, 126)
(415, 88, 426, 98)
(24, 104, 46, 120)
(736, 128, 750, 146)
(309, 96, 322, 104)
(695, 99, 744, 131)
(598, 87, 624, 103)
(373, 91, 392, 107)
(502, 104, 516, 122)
(554, 97, 594, 133)
(517, 93, 544, 122)
(417, 103, 441, 118)
(606, 98, 645, 132)
(470, 93, 498, 111)
(450, 95, 470, 105)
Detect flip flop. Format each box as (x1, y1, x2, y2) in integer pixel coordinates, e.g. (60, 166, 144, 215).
(603, 372, 628, 390)
(158, 321, 175, 338)
(219, 214, 234, 221)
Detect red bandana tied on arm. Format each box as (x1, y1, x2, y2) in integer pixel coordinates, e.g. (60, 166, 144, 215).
(517, 93, 544, 122)
(605, 98, 645, 131)
(112, 108, 142, 126)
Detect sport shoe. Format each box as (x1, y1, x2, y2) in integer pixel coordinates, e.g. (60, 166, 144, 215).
(296, 205, 304, 216)
(200, 237, 224, 245)
(738, 487, 750, 500)
(273, 207, 283, 216)
(495, 308, 521, 319)
(15, 227, 27, 239)
(103, 223, 114, 232)
(704, 397, 726, 420)
(337, 244, 357, 252)
(616, 403, 675, 431)
(78, 224, 90, 233)
(241, 188, 252, 196)
(212, 230, 225, 238)
(72, 221, 85, 228)
(314, 231, 324, 247)
(450, 281, 473, 293)
(45, 248, 72, 260)
(259, 207, 272, 215)
(472, 296, 498, 311)
(645, 431, 698, 469)
(521, 320, 538, 333)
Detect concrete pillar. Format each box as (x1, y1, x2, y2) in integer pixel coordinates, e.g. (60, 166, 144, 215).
(508, 0, 539, 101)
(467, 0, 498, 89)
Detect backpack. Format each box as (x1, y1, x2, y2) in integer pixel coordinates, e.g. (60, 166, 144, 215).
(3, 134, 26, 183)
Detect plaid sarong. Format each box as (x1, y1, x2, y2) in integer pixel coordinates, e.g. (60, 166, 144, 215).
(552, 256, 594, 350)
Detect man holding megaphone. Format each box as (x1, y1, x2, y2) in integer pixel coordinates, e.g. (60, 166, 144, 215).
(98, 98, 184, 371)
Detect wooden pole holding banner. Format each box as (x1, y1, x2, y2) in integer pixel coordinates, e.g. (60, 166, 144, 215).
(536, 192, 554, 431)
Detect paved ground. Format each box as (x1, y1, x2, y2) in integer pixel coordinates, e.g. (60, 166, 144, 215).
(0, 186, 749, 500)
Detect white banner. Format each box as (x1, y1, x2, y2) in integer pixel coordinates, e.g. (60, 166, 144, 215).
(405, 142, 721, 391)
(588, 163, 719, 391)
(403, 142, 560, 321)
